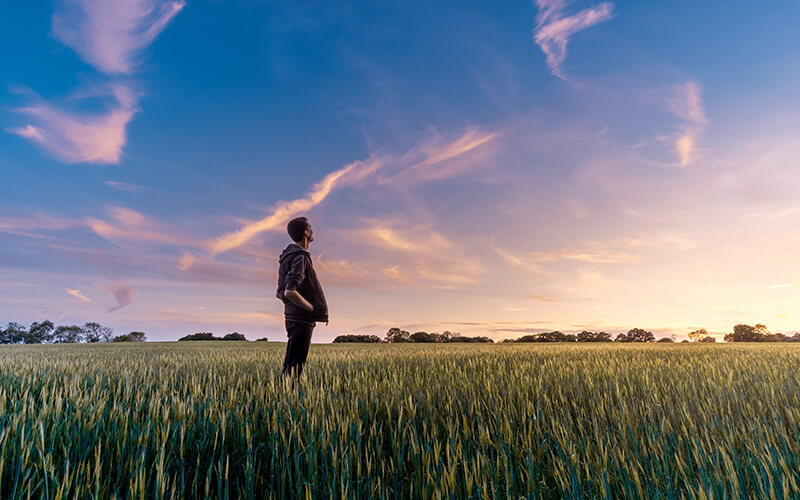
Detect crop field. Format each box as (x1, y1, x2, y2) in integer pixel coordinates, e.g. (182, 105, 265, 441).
(1, 342, 800, 499)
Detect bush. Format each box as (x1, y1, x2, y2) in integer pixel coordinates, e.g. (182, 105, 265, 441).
(222, 332, 247, 341)
(255, 337, 269, 342)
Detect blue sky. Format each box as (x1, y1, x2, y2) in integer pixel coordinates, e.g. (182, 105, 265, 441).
(3, 0, 800, 341)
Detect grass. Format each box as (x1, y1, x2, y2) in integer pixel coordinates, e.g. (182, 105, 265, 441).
(1, 342, 799, 499)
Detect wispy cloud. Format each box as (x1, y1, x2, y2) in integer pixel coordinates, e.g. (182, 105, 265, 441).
(105, 180, 147, 192)
(53, 0, 185, 74)
(209, 157, 384, 256)
(7, 85, 138, 164)
(207, 128, 497, 258)
(97, 282, 135, 311)
(85, 206, 194, 247)
(0, 214, 81, 239)
(377, 128, 499, 185)
(533, 0, 615, 80)
(667, 80, 707, 166)
(65, 288, 92, 303)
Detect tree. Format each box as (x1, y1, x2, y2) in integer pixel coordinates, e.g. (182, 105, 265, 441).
(441, 331, 459, 342)
(698, 336, 716, 343)
(28, 320, 55, 343)
(688, 328, 709, 342)
(112, 331, 147, 342)
(82, 322, 112, 343)
(385, 327, 411, 343)
(128, 331, 146, 342)
(615, 328, 655, 343)
(333, 334, 383, 343)
(53, 325, 83, 343)
(410, 331, 437, 343)
(724, 324, 768, 342)
(222, 332, 247, 341)
(657, 337, 674, 343)
(447, 336, 493, 343)
(179, 332, 217, 341)
(1, 322, 28, 344)
(255, 337, 269, 342)
(576, 330, 613, 342)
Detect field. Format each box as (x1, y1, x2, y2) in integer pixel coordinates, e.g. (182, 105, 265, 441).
(1, 342, 799, 499)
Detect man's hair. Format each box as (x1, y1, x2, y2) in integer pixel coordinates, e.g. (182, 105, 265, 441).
(287, 217, 309, 242)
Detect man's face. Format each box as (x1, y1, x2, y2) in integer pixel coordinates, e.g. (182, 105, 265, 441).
(305, 224, 314, 242)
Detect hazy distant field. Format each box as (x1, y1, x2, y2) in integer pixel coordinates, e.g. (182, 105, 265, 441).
(1, 342, 799, 499)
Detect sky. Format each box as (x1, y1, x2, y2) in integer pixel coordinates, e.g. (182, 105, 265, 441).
(3, 0, 800, 342)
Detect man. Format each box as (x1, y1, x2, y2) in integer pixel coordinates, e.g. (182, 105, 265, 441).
(276, 216, 329, 381)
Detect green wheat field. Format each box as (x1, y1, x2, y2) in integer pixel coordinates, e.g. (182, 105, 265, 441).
(1, 342, 799, 499)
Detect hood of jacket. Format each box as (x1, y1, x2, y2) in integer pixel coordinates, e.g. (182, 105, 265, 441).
(279, 243, 309, 264)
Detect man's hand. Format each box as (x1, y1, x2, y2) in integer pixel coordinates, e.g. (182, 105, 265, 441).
(283, 289, 314, 312)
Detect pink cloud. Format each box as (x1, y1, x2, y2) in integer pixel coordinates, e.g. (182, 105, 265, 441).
(97, 282, 135, 311)
(7, 85, 138, 164)
(53, 0, 185, 74)
(667, 81, 707, 166)
(85, 206, 198, 247)
(533, 0, 615, 80)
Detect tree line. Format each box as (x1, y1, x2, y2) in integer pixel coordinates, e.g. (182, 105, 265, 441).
(334, 328, 494, 343)
(334, 324, 800, 344)
(178, 332, 268, 341)
(0, 321, 145, 344)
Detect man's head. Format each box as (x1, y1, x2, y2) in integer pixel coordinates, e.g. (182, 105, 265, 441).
(287, 217, 313, 244)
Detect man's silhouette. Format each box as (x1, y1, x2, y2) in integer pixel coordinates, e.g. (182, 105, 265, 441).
(276, 217, 328, 381)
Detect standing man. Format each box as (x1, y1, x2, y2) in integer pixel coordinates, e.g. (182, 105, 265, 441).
(276, 217, 329, 381)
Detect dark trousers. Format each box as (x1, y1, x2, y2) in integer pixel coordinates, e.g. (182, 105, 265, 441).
(282, 319, 315, 379)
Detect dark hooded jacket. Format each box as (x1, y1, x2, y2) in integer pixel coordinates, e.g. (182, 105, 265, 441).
(277, 243, 329, 323)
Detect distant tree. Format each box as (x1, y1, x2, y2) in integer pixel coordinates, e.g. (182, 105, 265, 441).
(53, 325, 83, 343)
(447, 336, 493, 343)
(222, 332, 247, 341)
(82, 322, 112, 343)
(688, 328, 709, 342)
(657, 337, 674, 343)
(440, 331, 459, 342)
(128, 331, 146, 342)
(680, 340, 689, 343)
(763, 333, 786, 342)
(784, 333, 800, 342)
(28, 320, 55, 344)
(410, 331, 438, 343)
(113, 331, 147, 342)
(698, 336, 716, 343)
(724, 324, 769, 342)
(179, 332, 218, 341)
(576, 330, 613, 342)
(0, 322, 28, 344)
(385, 327, 411, 343)
(537, 331, 575, 342)
(255, 337, 269, 342)
(514, 334, 541, 343)
(615, 328, 655, 343)
(333, 334, 383, 343)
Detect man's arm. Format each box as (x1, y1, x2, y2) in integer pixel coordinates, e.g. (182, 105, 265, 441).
(283, 253, 314, 312)
(284, 289, 314, 312)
